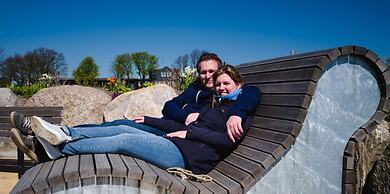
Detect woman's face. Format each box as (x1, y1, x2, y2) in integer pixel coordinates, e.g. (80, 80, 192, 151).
(214, 73, 241, 96)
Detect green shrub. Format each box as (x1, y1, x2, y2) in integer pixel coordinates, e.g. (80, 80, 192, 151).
(104, 77, 130, 94)
(9, 83, 47, 97)
(142, 81, 154, 88)
(180, 67, 196, 91)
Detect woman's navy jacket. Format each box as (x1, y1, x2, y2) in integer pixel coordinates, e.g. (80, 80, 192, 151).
(145, 87, 261, 174)
(162, 80, 260, 123)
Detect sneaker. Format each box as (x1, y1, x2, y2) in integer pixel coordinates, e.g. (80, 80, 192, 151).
(36, 137, 62, 160)
(31, 116, 71, 145)
(10, 111, 33, 136)
(10, 128, 38, 162)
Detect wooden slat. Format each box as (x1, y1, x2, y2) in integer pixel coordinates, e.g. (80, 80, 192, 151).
(241, 136, 285, 159)
(10, 166, 34, 194)
(188, 180, 212, 194)
(63, 155, 80, 189)
(208, 170, 242, 194)
(234, 145, 275, 169)
(224, 153, 265, 180)
(121, 155, 143, 180)
(47, 157, 67, 193)
(251, 116, 302, 137)
(31, 160, 54, 192)
(0, 107, 62, 117)
(158, 167, 186, 194)
(174, 176, 199, 194)
(0, 130, 10, 137)
(366, 50, 379, 63)
(238, 48, 333, 68)
(250, 81, 316, 95)
(108, 154, 127, 178)
(148, 164, 172, 189)
(0, 123, 12, 131)
(94, 154, 111, 185)
(354, 46, 367, 56)
(247, 127, 295, 149)
(239, 56, 328, 75)
(262, 93, 312, 109)
(79, 154, 95, 186)
(134, 158, 157, 184)
(202, 180, 228, 194)
(18, 163, 44, 193)
(255, 105, 307, 122)
(243, 67, 322, 84)
(341, 46, 354, 55)
(215, 161, 254, 189)
(376, 59, 388, 72)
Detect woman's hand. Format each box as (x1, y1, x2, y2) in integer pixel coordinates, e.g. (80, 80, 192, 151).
(185, 113, 199, 125)
(165, 130, 187, 139)
(132, 116, 145, 123)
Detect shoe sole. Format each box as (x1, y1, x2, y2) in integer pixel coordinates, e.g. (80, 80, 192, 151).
(10, 111, 17, 128)
(10, 128, 38, 162)
(31, 116, 63, 145)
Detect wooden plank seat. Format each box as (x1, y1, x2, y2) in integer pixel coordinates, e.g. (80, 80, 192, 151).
(0, 107, 63, 177)
(10, 46, 389, 194)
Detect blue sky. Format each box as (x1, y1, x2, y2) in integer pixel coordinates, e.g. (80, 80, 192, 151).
(1, 0, 389, 78)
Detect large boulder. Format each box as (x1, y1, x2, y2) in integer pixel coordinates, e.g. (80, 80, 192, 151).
(0, 88, 20, 107)
(363, 145, 390, 194)
(355, 121, 390, 193)
(104, 84, 177, 122)
(25, 85, 111, 126)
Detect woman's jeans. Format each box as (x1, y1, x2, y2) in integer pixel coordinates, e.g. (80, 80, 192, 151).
(59, 120, 185, 169)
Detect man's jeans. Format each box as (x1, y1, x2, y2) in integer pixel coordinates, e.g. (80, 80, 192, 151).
(59, 120, 185, 169)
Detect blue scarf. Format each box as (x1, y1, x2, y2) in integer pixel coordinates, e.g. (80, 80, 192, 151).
(217, 88, 242, 102)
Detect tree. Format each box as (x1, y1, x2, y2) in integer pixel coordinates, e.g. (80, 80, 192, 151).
(0, 48, 67, 85)
(174, 54, 189, 75)
(0, 54, 24, 85)
(111, 62, 126, 81)
(112, 53, 133, 81)
(24, 48, 67, 83)
(73, 57, 99, 86)
(131, 52, 158, 83)
(0, 48, 3, 62)
(189, 49, 207, 68)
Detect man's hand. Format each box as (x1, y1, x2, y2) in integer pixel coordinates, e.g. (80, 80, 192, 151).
(185, 113, 199, 125)
(226, 116, 243, 142)
(132, 116, 145, 123)
(165, 130, 187, 139)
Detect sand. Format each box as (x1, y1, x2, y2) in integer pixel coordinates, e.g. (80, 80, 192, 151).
(0, 172, 18, 194)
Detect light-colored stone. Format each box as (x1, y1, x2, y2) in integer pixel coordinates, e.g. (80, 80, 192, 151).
(25, 85, 111, 126)
(0, 88, 20, 107)
(104, 84, 177, 122)
(355, 121, 390, 194)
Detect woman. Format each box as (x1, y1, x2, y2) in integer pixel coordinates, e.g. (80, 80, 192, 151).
(31, 65, 260, 174)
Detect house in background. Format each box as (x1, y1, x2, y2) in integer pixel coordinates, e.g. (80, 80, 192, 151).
(150, 66, 181, 89)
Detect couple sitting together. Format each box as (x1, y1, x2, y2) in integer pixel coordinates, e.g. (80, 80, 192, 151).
(10, 53, 261, 175)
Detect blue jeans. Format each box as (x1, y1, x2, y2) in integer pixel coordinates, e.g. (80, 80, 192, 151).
(74, 119, 166, 136)
(59, 121, 184, 169)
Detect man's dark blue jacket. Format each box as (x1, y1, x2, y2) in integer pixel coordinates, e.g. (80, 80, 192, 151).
(162, 79, 261, 122)
(146, 87, 261, 174)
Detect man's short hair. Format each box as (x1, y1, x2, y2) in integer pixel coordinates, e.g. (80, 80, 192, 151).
(196, 52, 223, 73)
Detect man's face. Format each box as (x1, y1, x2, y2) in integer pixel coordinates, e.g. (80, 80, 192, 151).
(198, 60, 219, 89)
